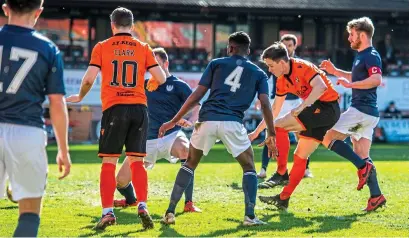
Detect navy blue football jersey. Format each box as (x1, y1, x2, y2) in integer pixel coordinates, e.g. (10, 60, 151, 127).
(198, 55, 269, 123)
(351, 46, 382, 117)
(146, 75, 192, 139)
(0, 25, 65, 129)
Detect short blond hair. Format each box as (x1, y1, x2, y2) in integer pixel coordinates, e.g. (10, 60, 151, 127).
(347, 17, 375, 38)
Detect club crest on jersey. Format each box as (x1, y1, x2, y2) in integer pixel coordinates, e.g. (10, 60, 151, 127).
(166, 85, 174, 92)
(355, 60, 360, 66)
(295, 77, 300, 83)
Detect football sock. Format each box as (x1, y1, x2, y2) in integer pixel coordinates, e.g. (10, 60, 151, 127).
(166, 165, 194, 214)
(181, 160, 194, 203)
(100, 163, 116, 210)
(261, 145, 269, 171)
(117, 182, 137, 205)
(329, 140, 366, 169)
(130, 161, 148, 202)
(276, 127, 290, 175)
(281, 155, 307, 200)
(364, 157, 382, 197)
(13, 213, 40, 237)
(243, 170, 257, 219)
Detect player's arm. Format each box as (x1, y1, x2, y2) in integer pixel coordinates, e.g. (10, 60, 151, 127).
(346, 74, 382, 89)
(48, 94, 70, 163)
(292, 75, 327, 116)
(66, 66, 100, 103)
(251, 95, 286, 138)
(320, 59, 352, 82)
(148, 65, 166, 85)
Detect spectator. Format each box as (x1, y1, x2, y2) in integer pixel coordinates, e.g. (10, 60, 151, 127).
(384, 101, 402, 118)
(377, 33, 397, 73)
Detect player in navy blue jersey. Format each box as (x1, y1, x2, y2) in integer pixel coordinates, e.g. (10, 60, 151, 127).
(255, 34, 313, 190)
(112, 47, 201, 213)
(0, 0, 71, 236)
(159, 31, 278, 226)
(320, 17, 386, 212)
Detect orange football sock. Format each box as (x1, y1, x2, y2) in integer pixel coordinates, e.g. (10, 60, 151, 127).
(275, 127, 290, 175)
(100, 163, 117, 208)
(280, 155, 307, 200)
(130, 161, 148, 202)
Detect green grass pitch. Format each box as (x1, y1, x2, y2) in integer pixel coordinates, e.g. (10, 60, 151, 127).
(1, 144, 408, 237)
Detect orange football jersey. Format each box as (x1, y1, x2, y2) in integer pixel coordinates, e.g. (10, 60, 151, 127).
(89, 33, 158, 111)
(276, 58, 339, 102)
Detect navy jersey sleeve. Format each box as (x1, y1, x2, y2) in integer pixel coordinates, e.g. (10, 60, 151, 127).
(365, 52, 382, 76)
(178, 82, 193, 102)
(45, 47, 65, 95)
(257, 71, 269, 97)
(199, 61, 214, 88)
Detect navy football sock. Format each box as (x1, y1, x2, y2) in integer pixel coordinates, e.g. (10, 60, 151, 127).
(364, 158, 382, 197)
(117, 182, 137, 204)
(261, 145, 270, 171)
(13, 213, 40, 237)
(243, 170, 257, 219)
(329, 140, 366, 169)
(166, 165, 194, 214)
(181, 160, 194, 203)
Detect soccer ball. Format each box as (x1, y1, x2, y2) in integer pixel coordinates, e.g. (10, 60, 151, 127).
(6, 185, 17, 203)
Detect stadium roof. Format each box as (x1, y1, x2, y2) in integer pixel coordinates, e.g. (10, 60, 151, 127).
(53, 0, 409, 12)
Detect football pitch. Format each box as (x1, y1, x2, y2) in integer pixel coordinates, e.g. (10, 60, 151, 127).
(1, 144, 408, 237)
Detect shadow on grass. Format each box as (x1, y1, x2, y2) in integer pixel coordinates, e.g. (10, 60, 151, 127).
(77, 209, 163, 237)
(47, 144, 409, 164)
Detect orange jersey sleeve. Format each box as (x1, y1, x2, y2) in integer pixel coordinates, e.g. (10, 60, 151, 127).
(275, 76, 288, 97)
(286, 58, 339, 102)
(93, 33, 159, 111)
(89, 43, 102, 68)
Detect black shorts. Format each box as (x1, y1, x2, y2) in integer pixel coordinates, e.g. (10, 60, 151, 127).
(297, 100, 340, 142)
(98, 104, 148, 158)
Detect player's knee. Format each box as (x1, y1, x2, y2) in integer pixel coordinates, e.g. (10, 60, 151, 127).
(179, 146, 189, 160)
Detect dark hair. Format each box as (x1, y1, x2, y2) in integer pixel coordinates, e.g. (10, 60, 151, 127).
(5, 0, 42, 14)
(110, 7, 133, 28)
(228, 31, 251, 53)
(261, 42, 289, 62)
(153, 47, 168, 62)
(280, 34, 297, 46)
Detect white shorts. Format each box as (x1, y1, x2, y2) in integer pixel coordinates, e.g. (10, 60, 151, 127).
(190, 121, 251, 158)
(271, 98, 302, 119)
(331, 107, 380, 141)
(0, 123, 48, 201)
(144, 130, 186, 169)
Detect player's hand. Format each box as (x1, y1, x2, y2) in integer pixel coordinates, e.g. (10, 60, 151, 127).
(336, 77, 352, 88)
(291, 105, 304, 117)
(56, 150, 71, 180)
(158, 121, 176, 138)
(319, 59, 336, 75)
(176, 118, 193, 128)
(146, 77, 160, 92)
(66, 94, 82, 103)
(258, 136, 278, 159)
(248, 131, 260, 142)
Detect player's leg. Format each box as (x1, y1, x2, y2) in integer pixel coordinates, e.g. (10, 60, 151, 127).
(352, 135, 386, 211)
(96, 105, 129, 230)
(163, 121, 216, 224)
(259, 138, 320, 210)
(295, 132, 313, 178)
(114, 157, 137, 208)
(2, 124, 48, 237)
(170, 134, 201, 212)
(322, 109, 374, 191)
(124, 105, 154, 230)
(258, 145, 269, 178)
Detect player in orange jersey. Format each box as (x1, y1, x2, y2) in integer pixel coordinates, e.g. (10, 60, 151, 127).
(67, 7, 166, 230)
(250, 42, 340, 210)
